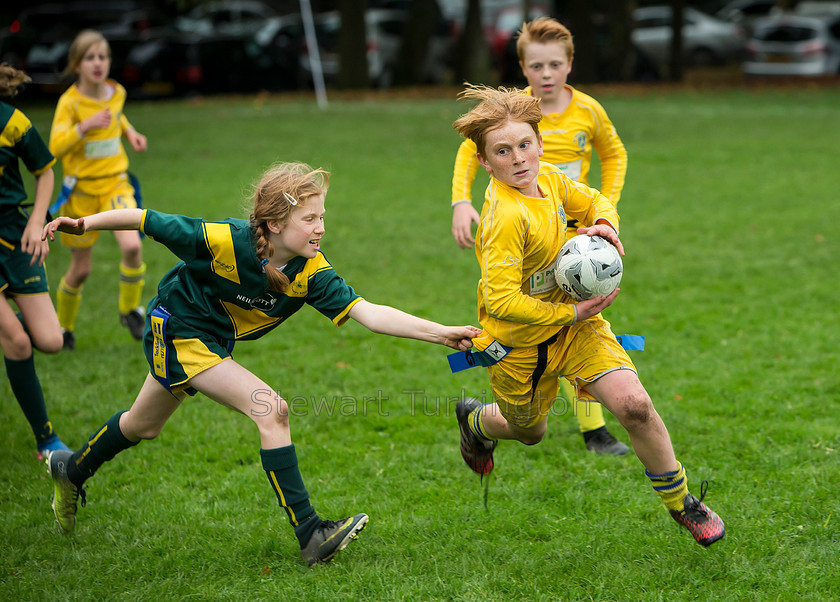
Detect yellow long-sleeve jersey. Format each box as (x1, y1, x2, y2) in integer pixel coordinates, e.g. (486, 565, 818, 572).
(475, 162, 618, 348)
(452, 85, 627, 207)
(49, 80, 134, 196)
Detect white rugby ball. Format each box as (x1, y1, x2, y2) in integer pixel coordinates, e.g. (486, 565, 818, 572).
(554, 234, 622, 301)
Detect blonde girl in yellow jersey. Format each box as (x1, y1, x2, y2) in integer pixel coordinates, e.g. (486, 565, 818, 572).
(449, 17, 628, 455)
(49, 30, 148, 350)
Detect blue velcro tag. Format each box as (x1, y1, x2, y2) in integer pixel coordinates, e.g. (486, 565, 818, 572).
(448, 340, 512, 373)
(150, 306, 172, 390)
(48, 175, 77, 216)
(128, 172, 145, 238)
(616, 335, 645, 351)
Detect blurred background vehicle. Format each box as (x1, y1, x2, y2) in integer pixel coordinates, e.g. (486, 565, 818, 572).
(3, 1, 168, 94)
(174, 0, 280, 37)
(743, 12, 840, 75)
(120, 19, 301, 97)
(715, 0, 777, 36)
(7, 0, 809, 98)
(299, 7, 451, 88)
(632, 5, 746, 68)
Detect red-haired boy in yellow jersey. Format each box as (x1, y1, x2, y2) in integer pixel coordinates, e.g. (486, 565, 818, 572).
(451, 85, 724, 548)
(49, 29, 148, 350)
(449, 17, 629, 455)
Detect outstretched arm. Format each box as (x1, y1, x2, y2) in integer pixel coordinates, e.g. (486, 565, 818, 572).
(22, 168, 55, 266)
(348, 299, 480, 351)
(42, 208, 144, 241)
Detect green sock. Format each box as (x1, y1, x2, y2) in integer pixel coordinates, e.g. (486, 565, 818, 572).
(5, 354, 54, 444)
(67, 411, 138, 487)
(261, 445, 320, 546)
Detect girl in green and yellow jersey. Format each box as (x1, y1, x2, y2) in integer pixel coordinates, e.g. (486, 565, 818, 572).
(41, 162, 480, 568)
(0, 64, 71, 459)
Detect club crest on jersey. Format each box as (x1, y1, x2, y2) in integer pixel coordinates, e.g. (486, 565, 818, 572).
(214, 259, 236, 273)
(574, 132, 587, 151)
(250, 292, 278, 312)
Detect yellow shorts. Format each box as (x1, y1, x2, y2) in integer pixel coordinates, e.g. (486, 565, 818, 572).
(60, 175, 137, 249)
(477, 316, 636, 428)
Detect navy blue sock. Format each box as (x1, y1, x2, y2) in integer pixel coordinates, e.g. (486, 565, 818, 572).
(5, 354, 53, 444)
(67, 410, 138, 487)
(261, 445, 320, 546)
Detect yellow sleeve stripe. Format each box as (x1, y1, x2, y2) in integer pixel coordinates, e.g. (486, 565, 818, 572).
(0, 108, 29, 148)
(333, 296, 364, 326)
(31, 157, 57, 177)
(139, 209, 149, 235)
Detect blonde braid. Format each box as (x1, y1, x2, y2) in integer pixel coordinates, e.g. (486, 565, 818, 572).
(253, 222, 290, 294)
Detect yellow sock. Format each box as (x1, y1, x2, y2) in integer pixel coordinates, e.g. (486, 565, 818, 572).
(468, 404, 494, 441)
(57, 277, 83, 332)
(646, 462, 688, 512)
(119, 262, 146, 315)
(564, 379, 606, 433)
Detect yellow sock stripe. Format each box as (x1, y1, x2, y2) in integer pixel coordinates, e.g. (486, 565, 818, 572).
(119, 262, 147, 283)
(58, 277, 83, 296)
(75, 425, 108, 467)
(268, 470, 298, 526)
(470, 405, 493, 441)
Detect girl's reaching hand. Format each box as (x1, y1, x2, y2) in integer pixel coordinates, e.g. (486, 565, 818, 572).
(441, 325, 482, 351)
(42, 216, 87, 241)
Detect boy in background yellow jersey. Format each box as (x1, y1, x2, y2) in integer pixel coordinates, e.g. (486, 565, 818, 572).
(451, 85, 724, 548)
(49, 30, 148, 350)
(449, 17, 628, 455)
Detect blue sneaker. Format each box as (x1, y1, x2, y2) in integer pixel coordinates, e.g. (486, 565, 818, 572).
(37, 435, 71, 461)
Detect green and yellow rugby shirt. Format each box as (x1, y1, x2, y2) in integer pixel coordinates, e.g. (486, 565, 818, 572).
(0, 102, 56, 209)
(140, 209, 363, 342)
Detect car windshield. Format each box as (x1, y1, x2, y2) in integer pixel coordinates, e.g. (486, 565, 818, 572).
(756, 25, 818, 42)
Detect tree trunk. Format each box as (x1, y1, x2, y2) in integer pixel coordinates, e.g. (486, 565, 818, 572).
(668, 0, 684, 82)
(603, 1, 635, 81)
(395, 0, 439, 86)
(456, 0, 493, 85)
(564, 1, 596, 83)
(337, 0, 370, 89)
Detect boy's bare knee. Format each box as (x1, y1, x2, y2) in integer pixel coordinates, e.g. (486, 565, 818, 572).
(514, 423, 546, 445)
(618, 393, 653, 425)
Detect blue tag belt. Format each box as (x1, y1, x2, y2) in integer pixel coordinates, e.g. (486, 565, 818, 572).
(447, 334, 645, 373)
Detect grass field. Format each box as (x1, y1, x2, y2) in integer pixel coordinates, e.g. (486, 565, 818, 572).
(2, 84, 839, 600)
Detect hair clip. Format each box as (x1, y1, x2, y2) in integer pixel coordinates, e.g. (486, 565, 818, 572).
(283, 192, 298, 206)
(260, 258, 269, 272)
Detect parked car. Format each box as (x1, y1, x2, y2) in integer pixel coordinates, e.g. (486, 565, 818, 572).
(715, 0, 778, 35)
(174, 0, 280, 37)
(300, 8, 451, 88)
(632, 5, 746, 68)
(121, 21, 302, 97)
(743, 13, 840, 75)
(2, 1, 149, 67)
(15, 2, 170, 95)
